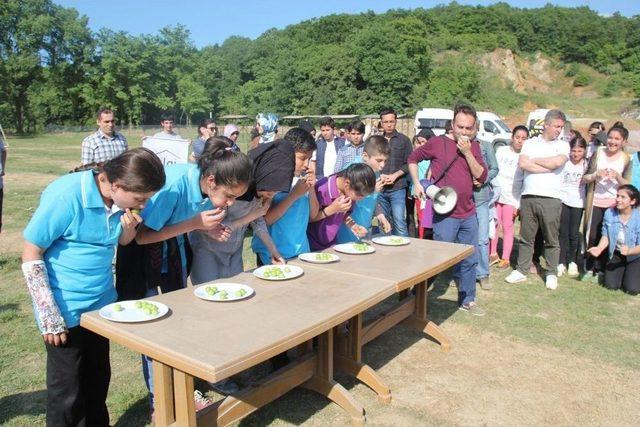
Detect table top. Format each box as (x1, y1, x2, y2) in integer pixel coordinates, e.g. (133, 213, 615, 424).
(81, 267, 396, 382)
(291, 237, 473, 291)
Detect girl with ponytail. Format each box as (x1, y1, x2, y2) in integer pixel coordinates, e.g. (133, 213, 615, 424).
(132, 136, 253, 410)
(22, 147, 165, 426)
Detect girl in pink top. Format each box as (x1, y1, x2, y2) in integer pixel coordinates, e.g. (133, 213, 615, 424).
(583, 122, 632, 277)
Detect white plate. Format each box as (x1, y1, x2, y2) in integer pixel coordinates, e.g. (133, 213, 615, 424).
(333, 242, 376, 255)
(194, 283, 254, 302)
(372, 235, 411, 246)
(298, 252, 340, 264)
(99, 300, 169, 323)
(253, 265, 304, 281)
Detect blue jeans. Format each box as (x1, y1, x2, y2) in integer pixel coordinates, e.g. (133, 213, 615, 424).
(378, 188, 408, 237)
(433, 213, 479, 305)
(475, 201, 490, 280)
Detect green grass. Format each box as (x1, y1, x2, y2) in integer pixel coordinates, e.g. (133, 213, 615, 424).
(1, 132, 639, 425)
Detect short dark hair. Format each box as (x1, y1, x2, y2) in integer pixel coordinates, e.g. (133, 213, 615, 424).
(299, 119, 315, 134)
(364, 135, 391, 157)
(284, 127, 317, 153)
(453, 103, 477, 124)
(96, 107, 114, 120)
(319, 116, 335, 128)
(379, 108, 397, 119)
(335, 163, 376, 198)
(198, 118, 216, 137)
(348, 120, 365, 134)
(160, 112, 175, 122)
(588, 121, 605, 132)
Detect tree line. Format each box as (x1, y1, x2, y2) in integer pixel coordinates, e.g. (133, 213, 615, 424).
(1, 0, 639, 133)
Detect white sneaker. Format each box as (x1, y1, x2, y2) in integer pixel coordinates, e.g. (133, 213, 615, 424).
(546, 274, 558, 290)
(557, 264, 566, 277)
(505, 270, 527, 283)
(567, 262, 579, 277)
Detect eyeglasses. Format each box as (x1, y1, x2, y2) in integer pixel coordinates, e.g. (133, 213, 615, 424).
(207, 127, 217, 132)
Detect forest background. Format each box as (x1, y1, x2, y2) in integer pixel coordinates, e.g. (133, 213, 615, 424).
(1, 0, 640, 133)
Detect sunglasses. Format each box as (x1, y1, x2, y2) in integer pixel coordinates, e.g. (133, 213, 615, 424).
(207, 127, 218, 132)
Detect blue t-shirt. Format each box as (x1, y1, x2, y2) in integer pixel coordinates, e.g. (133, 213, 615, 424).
(23, 170, 122, 329)
(252, 180, 310, 264)
(142, 163, 213, 270)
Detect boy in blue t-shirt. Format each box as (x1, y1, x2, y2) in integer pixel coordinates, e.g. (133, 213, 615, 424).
(336, 135, 392, 243)
(252, 127, 318, 264)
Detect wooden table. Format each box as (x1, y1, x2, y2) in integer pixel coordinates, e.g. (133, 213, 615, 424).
(82, 268, 398, 426)
(290, 238, 473, 403)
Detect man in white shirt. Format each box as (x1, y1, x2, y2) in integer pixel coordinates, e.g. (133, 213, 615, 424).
(506, 109, 569, 290)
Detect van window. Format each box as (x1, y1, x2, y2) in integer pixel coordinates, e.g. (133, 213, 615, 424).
(495, 119, 511, 133)
(483, 121, 497, 134)
(418, 118, 449, 130)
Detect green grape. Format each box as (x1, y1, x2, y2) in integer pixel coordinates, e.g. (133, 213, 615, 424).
(284, 267, 291, 273)
(113, 304, 124, 312)
(135, 301, 143, 308)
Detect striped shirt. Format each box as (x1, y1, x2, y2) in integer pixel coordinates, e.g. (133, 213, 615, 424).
(81, 129, 128, 165)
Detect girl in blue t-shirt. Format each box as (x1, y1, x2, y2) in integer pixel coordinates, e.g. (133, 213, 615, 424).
(133, 137, 253, 408)
(22, 148, 165, 427)
(252, 128, 318, 264)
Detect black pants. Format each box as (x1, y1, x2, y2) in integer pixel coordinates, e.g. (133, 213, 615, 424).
(559, 204, 583, 266)
(0, 187, 3, 233)
(604, 251, 640, 295)
(406, 190, 416, 238)
(586, 206, 607, 272)
(45, 326, 110, 427)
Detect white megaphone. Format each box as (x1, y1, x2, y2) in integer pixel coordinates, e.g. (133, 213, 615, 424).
(424, 184, 458, 215)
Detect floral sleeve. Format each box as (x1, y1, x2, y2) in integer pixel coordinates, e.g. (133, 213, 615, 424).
(22, 261, 66, 334)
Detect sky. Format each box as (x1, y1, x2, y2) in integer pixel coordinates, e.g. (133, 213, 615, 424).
(55, 0, 639, 48)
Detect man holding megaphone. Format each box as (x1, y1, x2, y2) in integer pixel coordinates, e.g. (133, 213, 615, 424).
(408, 104, 488, 316)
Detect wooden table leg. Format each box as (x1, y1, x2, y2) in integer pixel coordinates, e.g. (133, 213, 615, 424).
(302, 329, 366, 426)
(152, 360, 175, 426)
(334, 314, 392, 404)
(402, 281, 452, 352)
(173, 369, 196, 427)
(198, 354, 316, 427)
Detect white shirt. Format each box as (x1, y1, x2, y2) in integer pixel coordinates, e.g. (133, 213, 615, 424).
(520, 135, 570, 199)
(493, 146, 520, 208)
(323, 140, 338, 176)
(559, 159, 586, 208)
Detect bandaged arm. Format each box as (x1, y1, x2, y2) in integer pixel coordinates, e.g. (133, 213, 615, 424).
(22, 242, 66, 335)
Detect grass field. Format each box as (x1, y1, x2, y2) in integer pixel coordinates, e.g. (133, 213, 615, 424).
(1, 131, 640, 426)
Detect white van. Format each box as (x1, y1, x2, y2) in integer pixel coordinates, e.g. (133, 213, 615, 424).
(476, 111, 512, 150)
(526, 108, 549, 137)
(414, 108, 453, 136)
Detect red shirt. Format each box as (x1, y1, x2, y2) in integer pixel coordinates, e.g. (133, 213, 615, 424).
(408, 135, 487, 219)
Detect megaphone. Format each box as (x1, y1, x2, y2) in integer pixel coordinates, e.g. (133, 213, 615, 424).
(420, 179, 458, 215)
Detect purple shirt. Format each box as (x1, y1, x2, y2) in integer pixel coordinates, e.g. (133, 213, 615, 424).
(408, 135, 487, 219)
(307, 175, 351, 250)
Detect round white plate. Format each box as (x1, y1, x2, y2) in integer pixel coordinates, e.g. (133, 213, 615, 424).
(372, 236, 411, 246)
(194, 283, 254, 302)
(253, 265, 304, 281)
(99, 300, 169, 323)
(298, 252, 340, 264)
(333, 242, 376, 255)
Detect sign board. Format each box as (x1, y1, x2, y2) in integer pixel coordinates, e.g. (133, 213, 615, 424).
(143, 137, 190, 165)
